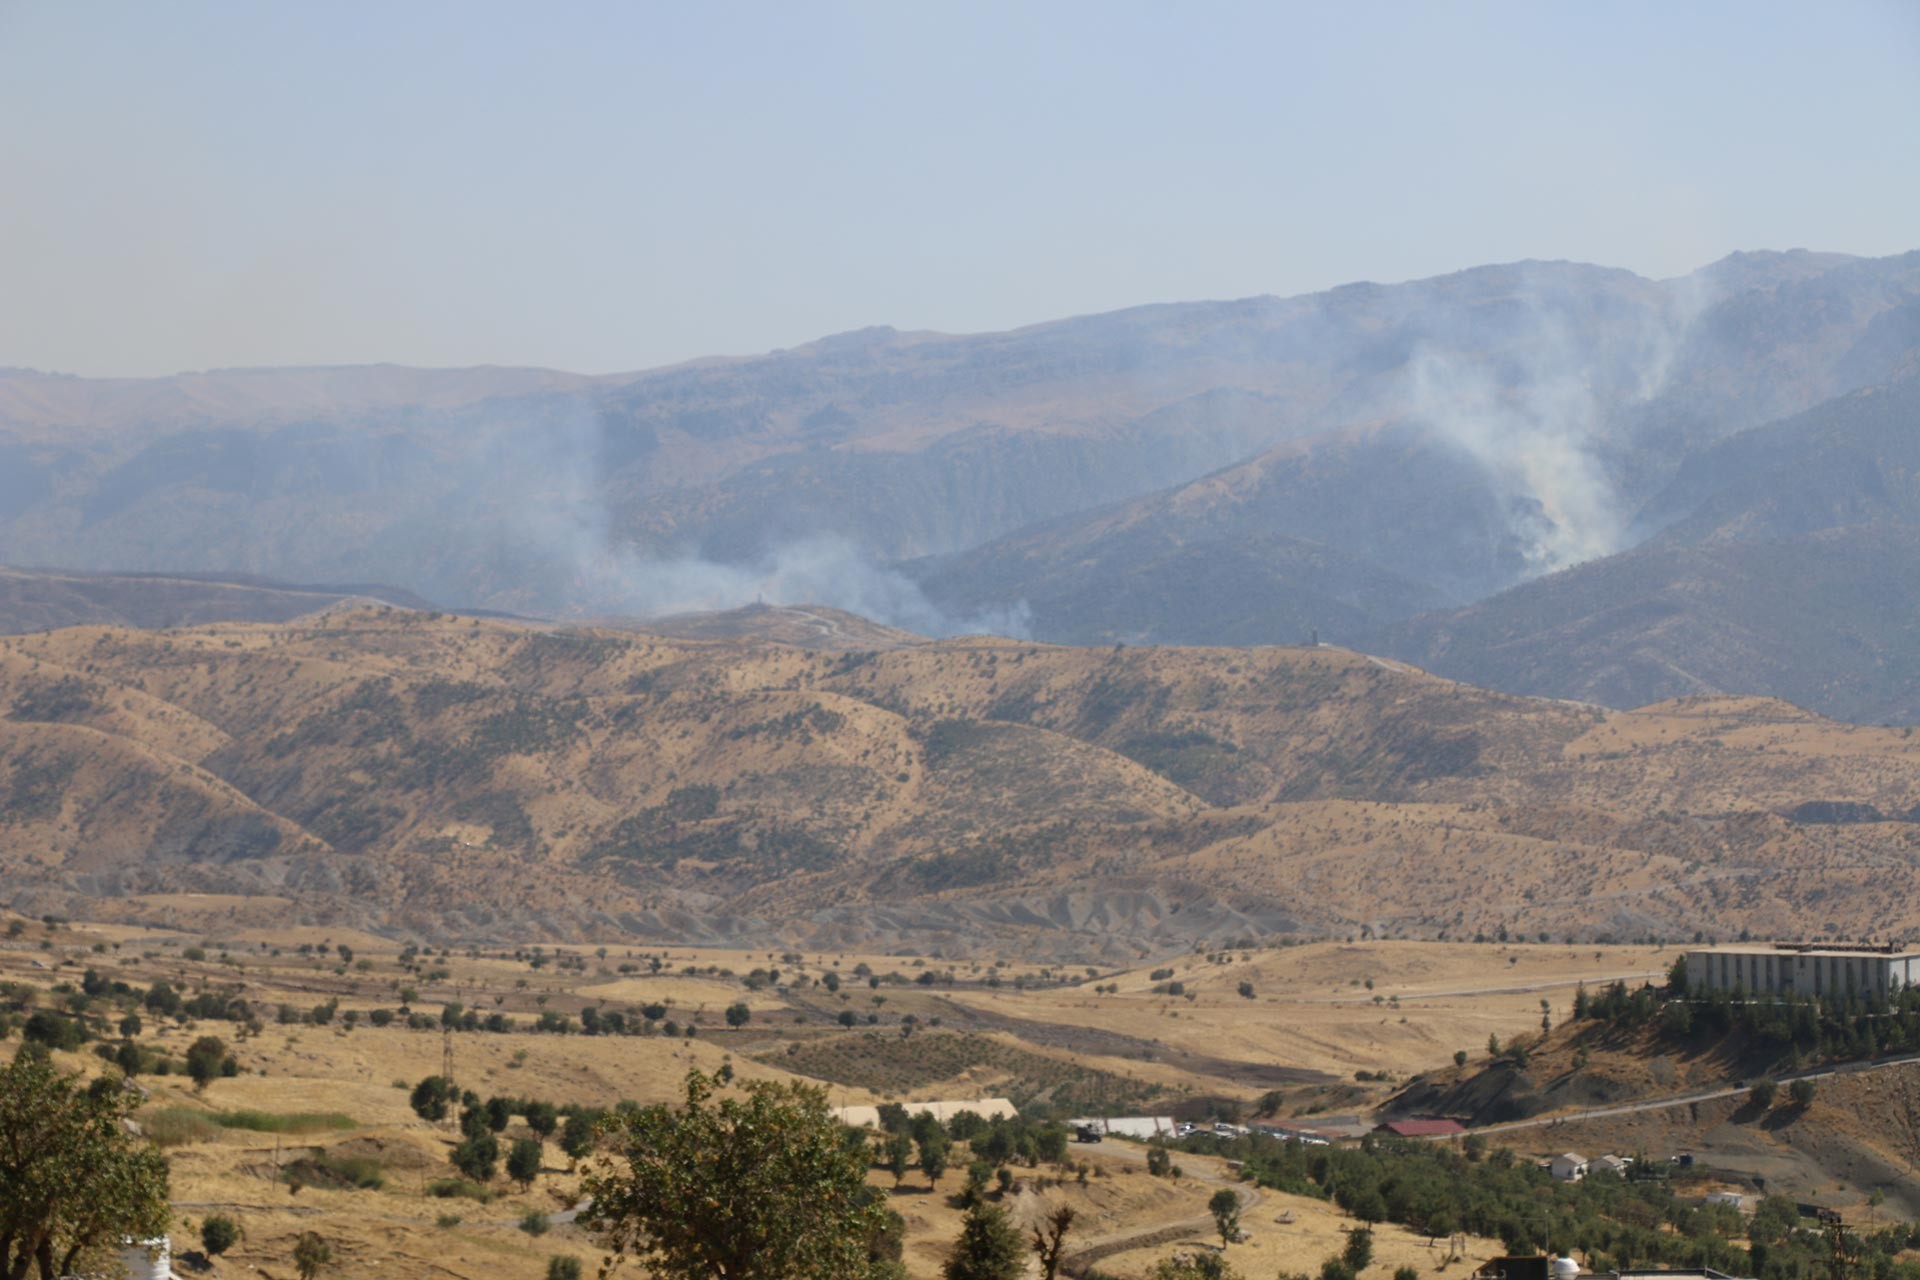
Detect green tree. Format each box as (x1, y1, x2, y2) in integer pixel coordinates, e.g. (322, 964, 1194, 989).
(579, 1068, 898, 1280)
(507, 1138, 543, 1190)
(0, 1055, 170, 1280)
(1209, 1188, 1242, 1245)
(525, 1100, 559, 1138)
(546, 1258, 582, 1280)
(409, 1075, 456, 1122)
(184, 1036, 231, 1091)
(560, 1110, 599, 1160)
(1343, 1225, 1374, 1271)
(1788, 1078, 1817, 1107)
(725, 1003, 751, 1028)
(200, 1214, 241, 1258)
(943, 1199, 1024, 1280)
(451, 1132, 499, 1181)
(883, 1132, 913, 1185)
(1146, 1144, 1172, 1176)
(293, 1232, 331, 1280)
(1750, 1077, 1778, 1110)
(918, 1127, 952, 1188)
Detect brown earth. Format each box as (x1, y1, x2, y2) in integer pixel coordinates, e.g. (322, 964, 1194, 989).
(3, 607, 1920, 952)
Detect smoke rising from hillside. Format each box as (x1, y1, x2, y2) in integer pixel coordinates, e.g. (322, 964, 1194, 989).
(506, 410, 1033, 637)
(1398, 275, 1705, 575)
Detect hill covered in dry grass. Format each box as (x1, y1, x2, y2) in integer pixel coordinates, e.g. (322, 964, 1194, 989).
(3, 608, 1919, 953)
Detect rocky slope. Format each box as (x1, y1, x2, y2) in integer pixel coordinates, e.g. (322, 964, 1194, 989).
(5, 609, 1920, 954)
(1383, 377, 1920, 720)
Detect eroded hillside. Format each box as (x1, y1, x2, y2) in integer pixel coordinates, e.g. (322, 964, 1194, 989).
(3, 608, 1919, 952)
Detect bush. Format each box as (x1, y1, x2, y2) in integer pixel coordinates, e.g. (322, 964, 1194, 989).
(283, 1153, 383, 1191)
(547, 1258, 582, 1280)
(519, 1210, 550, 1237)
(426, 1178, 495, 1202)
(214, 1109, 355, 1134)
(201, 1214, 241, 1257)
(508, 1137, 543, 1188)
(410, 1075, 456, 1122)
(1788, 1078, 1816, 1107)
(451, 1132, 499, 1181)
(144, 1107, 222, 1147)
(293, 1232, 331, 1280)
(1750, 1077, 1778, 1109)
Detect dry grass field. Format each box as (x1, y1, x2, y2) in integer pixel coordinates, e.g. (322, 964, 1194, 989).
(1, 914, 1667, 1280)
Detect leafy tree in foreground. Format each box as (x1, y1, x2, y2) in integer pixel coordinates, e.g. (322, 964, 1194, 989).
(943, 1199, 1025, 1280)
(0, 1055, 170, 1280)
(579, 1068, 898, 1280)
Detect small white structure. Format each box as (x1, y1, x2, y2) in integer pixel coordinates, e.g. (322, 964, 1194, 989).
(1590, 1154, 1631, 1177)
(118, 1237, 171, 1280)
(833, 1097, 1017, 1128)
(1549, 1152, 1589, 1182)
(1068, 1115, 1177, 1140)
(1704, 1191, 1751, 1213)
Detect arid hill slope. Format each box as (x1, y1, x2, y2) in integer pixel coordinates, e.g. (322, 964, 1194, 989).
(0, 566, 430, 634)
(3, 610, 1919, 953)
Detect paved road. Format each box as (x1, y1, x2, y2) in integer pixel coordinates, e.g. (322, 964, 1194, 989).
(1441, 1049, 1920, 1137)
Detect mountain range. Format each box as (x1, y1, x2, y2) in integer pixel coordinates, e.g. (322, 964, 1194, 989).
(3, 248, 1919, 719)
(6, 605, 1920, 954)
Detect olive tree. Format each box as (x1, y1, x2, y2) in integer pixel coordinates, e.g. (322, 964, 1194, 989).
(579, 1068, 899, 1280)
(0, 1055, 170, 1280)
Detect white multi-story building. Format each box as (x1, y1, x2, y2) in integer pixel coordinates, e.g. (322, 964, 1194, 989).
(1685, 945, 1920, 998)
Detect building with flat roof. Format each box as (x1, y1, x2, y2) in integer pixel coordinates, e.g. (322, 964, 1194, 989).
(1686, 944, 1920, 998)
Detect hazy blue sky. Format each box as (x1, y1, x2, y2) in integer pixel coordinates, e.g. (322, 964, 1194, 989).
(2, 1, 1916, 377)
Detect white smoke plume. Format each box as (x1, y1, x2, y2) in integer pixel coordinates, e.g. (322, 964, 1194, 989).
(499, 408, 1031, 638)
(1398, 274, 1707, 575)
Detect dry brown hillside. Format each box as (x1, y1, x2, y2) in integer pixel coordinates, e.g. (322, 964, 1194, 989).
(2, 607, 1919, 953)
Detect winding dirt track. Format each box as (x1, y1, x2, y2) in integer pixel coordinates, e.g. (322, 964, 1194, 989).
(1061, 1142, 1260, 1275)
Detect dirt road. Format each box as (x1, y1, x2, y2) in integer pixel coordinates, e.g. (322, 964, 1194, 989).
(1061, 1142, 1259, 1274)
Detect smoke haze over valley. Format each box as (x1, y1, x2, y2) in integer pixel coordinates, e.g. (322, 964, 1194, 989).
(8, 249, 1917, 720)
